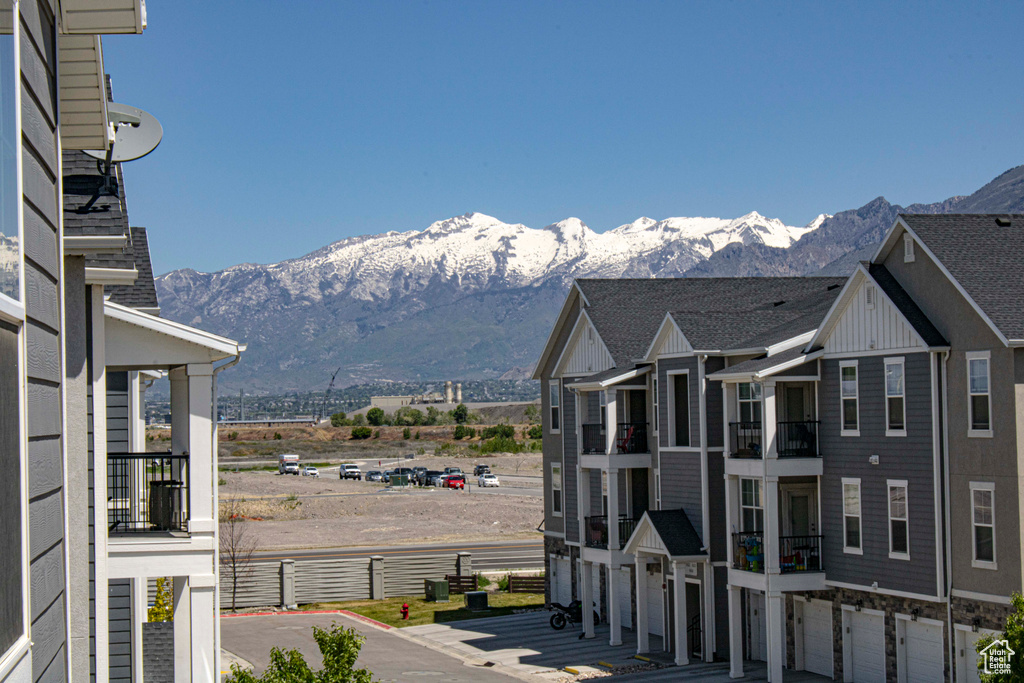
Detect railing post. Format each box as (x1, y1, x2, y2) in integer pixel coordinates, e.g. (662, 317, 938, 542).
(280, 560, 296, 609)
(456, 551, 472, 576)
(370, 556, 385, 600)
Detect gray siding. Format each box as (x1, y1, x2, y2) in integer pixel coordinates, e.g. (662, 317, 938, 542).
(659, 451, 703, 542)
(541, 296, 580, 539)
(0, 323, 22, 653)
(819, 353, 938, 596)
(562, 384, 578, 543)
(705, 357, 725, 449)
(21, 0, 67, 678)
(107, 580, 131, 682)
(657, 356, 700, 449)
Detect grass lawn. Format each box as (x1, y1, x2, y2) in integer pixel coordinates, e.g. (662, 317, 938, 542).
(302, 592, 545, 628)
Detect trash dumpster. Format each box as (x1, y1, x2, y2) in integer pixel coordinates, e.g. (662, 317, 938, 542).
(424, 579, 449, 603)
(149, 480, 183, 530)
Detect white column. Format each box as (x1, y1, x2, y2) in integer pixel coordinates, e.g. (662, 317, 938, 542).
(607, 564, 622, 646)
(728, 585, 744, 679)
(763, 381, 777, 460)
(169, 367, 189, 456)
(579, 465, 590, 549)
(581, 560, 595, 638)
(725, 476, 739, 565)
(605, 388, 618, 455)
(187, 364, 215, 523)
(766, 593, 785, 683)
(173, 577, 192, 683)
(673, 562, 689, 666)
(132, 577, 146, 683)
(190, 577, 218, 682)
(765, 478, 780, 576)
(91, 285, 110, 679)
(608, 467, 620, 550)
(636, 554, 649, 654)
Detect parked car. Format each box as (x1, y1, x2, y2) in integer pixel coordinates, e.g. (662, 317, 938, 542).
(340, 464, 362, 480)
(478, 473, 500, 487)
(420, 469, 442, 486)
(427, 471, 445, 486)
(444, 475, 466, 490)
(444, 466, 463, 475)
(382, 469, 396, 483)
(302, 466, 320, 478)
(473, 464, 491, 476)
(365, 470, 383, 482)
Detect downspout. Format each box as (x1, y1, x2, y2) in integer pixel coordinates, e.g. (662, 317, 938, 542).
(941, 350, 954, 676)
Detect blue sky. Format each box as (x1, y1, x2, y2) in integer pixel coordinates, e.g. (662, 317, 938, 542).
(102, 1, 1024, 275)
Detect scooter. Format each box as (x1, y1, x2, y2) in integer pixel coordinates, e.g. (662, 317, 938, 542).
(548, 600, 600, 636)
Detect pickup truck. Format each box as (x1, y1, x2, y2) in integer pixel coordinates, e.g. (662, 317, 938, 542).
(340, 464, 362, 480)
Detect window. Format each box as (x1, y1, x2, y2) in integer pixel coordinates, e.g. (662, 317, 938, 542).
(888, 481, 909, 559)
(599, 390, 607, 432)
(967, 352, 991, 437)
(0, 0, 18, 310)
(652, 375, 658, 433)
(971, 482, 995, 568)
(740, 478, 763, 532)
(549, 379, 560, 433)
(903, 234, 915, 263)
(738, 382, 762, 423)
(885, 358, 906, 435)
(601, 470, 608, 516)
(843, 478, 862, 553)
(840, 361, 859, 435)
(670, 371, 690, 447)
(551, 464, 562, 516)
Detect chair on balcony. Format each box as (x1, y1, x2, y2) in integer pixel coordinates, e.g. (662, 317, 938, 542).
(616, 425, 636, 453)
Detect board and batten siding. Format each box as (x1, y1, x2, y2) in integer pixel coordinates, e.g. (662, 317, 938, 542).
(21, 0, 68, 679)
(561, 318, 613, 377)
(823, 276, 924, 355)
(819, 353, 938, 596)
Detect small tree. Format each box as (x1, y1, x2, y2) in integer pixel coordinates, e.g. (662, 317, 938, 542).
(148, 577, 174, 622)
(366, 407, 385, 426)
(976, 592, 1024, 681)
(351, 413, 366, 426)
(226, 622, 373, 683)
(220, 497, 258, 612)
(524, 404, 540, 424)
(330, 412, 348, 427)
(452, 404, 468, 424)
(528, 424, 543, 439)
(351, 426, 372, 439)
(453, 425, 467, 440)
(402, 427, 411, 440)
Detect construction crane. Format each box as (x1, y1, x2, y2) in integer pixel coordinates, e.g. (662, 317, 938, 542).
(320, 367, 342, 423)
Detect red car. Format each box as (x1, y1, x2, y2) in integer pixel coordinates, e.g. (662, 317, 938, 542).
(444, 475, 465, 490)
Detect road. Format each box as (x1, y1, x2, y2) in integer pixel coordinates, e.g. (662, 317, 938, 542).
(253, 539, 544, 571)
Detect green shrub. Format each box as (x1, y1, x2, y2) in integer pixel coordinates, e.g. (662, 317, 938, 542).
(527, 425, 543, 439)
(273, 432, 282, 440)
(466, 427, 476, 439)
(476, 573, 492, 588)
(228, 431, 239, 441)
(497, 575, 510, 591)
(452, 404, 468, 424)
(479, 436, 523, 454)
(351, 427, 372, 440)
(330, 412, 348, 427)
(225, 622, 372, 683)
(366, 407, 385, 426)
(528, 440, 542, 452)
(453, 425, 467, 440)
(415, 431, 421, 440)
(373, 430, 380, 439)
(481, 425, 515, 439)
(402, 427, 411, 439)
(351, 413, 366, 426)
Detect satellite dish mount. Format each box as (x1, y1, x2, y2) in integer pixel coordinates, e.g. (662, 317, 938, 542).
(83, 102, 164, 195)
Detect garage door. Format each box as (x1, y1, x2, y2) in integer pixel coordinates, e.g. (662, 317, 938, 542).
(902, 620, 943, 683)
(618, 568, 632, 629)
(551, 557, 571, 605)
(801, 600, 833, 677)
(958, 629, 985, 683)
(848, 611, 885, 682)
(647, 576, 664, 636)
(750, 592, 767, 662)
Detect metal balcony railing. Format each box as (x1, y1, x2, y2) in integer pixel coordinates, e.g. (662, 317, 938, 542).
(777, 421, 820, 458)
(732, 532, 824, 574)
(616, 422, 648, 454)
(581, 423, 605, 454)
(733, 531, 765, 572)
(108, 453, 190, 534)
(729, 422, 763, 458)
(585, 515, 639, 549)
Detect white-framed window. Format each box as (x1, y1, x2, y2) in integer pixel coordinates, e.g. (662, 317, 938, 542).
(888, 480, 909, 559)
(885, 357, 906, 436)
(970, 481, 995, 569)
(601, 470, 608, 516)
(668, 370, 690, 447)
(840, 361, 859, 436)
(654, 470, 661, 509)
(549, 379, 561, 433)
(843, 478, 862, 554)
(551, 464, 562, 517)
(652, 373, 658, 433)
(740, 478, 763, 532)
(0, 0, 21, 321)
(738, 382, 762, 424)
(599, 390, 607, 433)
(967, 352, 992, 437)
(903, 233, 915, 263)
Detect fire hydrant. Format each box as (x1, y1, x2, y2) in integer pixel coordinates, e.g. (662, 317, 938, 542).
(401, 603, 410, 620)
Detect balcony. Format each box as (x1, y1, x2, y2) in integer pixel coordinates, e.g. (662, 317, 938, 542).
(585, 515, 640, 550)
(728, 421, 820, 459)
(581, 423, 605, 454)
(581, 422, 649, 456)
(731, 532, 823, 574)
(107, 453, 190, 534)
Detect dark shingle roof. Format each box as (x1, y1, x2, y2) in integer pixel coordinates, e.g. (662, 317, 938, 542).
(575, 277, 846, 365)
(645, 509, 706, 557)
(706, 345, 814, 378)
(867, 263, 946, 347)
(107, 228, 159, 310)
(900, 214, 1024, 341)
(63, 150, 134, 271)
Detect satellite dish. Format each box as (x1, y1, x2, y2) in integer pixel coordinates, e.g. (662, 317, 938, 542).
(83, 102, 163, 163)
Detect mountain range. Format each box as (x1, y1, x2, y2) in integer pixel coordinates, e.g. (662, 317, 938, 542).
(155, 165, 1024, 393)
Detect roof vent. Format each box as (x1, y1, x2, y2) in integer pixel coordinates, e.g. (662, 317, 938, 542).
(996, 217, 1011, 227)
(827, 284, 841, 291)
(773, 300, 786, 307)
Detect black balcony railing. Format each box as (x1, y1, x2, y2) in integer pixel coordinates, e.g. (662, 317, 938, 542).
(616, 422, 648, 454)
(777, 421, 820, 458)
(581, 424, 605, 454)
(732, 531, 824, 574)
(108, 453, 190, 534)
(585, 515, 639, 549)
(729, 422, 763, 458)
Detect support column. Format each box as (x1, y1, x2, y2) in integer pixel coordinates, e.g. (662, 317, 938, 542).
(173, 577, 191, 683)
(607, 564, 621, 646)
(765, 478, 780, 576)
(673, 562, 689, 666)
(605, 389, 618, 454)
(607, 467, 620, 550)
(766, 593, 785, 683)
(728, 585, 744, 679)
(763, 381, 777, 460)
(188, 576, 218, 683)
(581, 560, 595, 639)
(636, 554, 649, 654)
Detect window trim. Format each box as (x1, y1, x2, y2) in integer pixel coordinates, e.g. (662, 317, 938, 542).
(842, 477, 863, 555)
(666, 369, 690, 448)
(599, 390, 607, 433)
(550, 463, 562, 517)
(0, 2, 23, 319)
(884, 357, 907, 437)
(966, 351, 993, 438)
(548, 379, 561, 434)
(740, 477, 763, 532)
(651, 369, 658, 435)
(839, 360, 860, 437)
(737, 381, 763, 425)
(887, 479, 909, 560)
(970, 481, 996, 570)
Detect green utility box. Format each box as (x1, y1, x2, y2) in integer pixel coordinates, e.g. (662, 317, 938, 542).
(424, 579, 449, 603)
(391, 474, 409, 487)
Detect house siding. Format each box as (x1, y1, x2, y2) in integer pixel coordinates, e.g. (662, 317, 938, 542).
(541, 297, 580, 540)
(659, 451, 703, 542)
(561, 383, 578, 543)
(657, 356, 700, 449)
(107, 580, 131, 682)
(819, 353, 938, 596)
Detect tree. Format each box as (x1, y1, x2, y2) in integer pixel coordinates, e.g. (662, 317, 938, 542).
(330, 412, 348, 427)
(148, 577, 173, 622)
(226, 622, 373, 683)
(524, 404, 540, 424)
(452, 404, 468, 424)
(351, 426, 372, 439)
(976, 592, 1024, 681)
(528, 424, 543, 439)
(220, 496, 258, 612)
(351, 413, 366, 426)
(366, 407, 385, 426)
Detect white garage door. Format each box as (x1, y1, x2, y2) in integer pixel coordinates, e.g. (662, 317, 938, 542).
(551, 557, 571, 605)
(848, 611, 885, 682)
(750, 592, 767, 662)
(801, 600, 833, 677)
(618, 568, 632, 629)
(902, 620, 943, 683)
(647, 577, 664, 636)
(958, 629, 985, 683)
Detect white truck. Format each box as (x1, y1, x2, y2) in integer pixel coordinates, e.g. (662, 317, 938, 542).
(278, 453, 300, 475)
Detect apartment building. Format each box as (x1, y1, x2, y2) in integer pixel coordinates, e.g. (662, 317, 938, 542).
(537, 214, 1024, 682)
